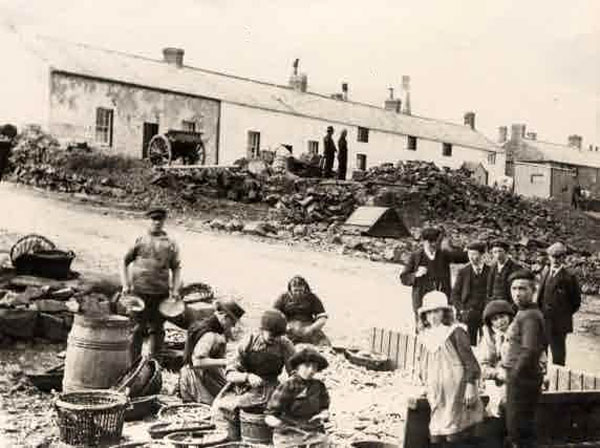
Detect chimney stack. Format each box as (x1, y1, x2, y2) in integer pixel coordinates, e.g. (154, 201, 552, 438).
(568, 134, 583, 150)
(526, 132, 537, 140)
(162, 47, 185, 67)
(498, 126, 508, 143)
(341, 82, 348, 101)
(401, 75, 411, 115)
(288, 59, 308, 93)
(384, 87, 402, 113)
(463, 112, 475, 130)
(510, 123, 526, 142)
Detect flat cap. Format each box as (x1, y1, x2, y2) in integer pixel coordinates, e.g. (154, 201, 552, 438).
(508, 269, 536, 285)
(547, 242, 567, 257)
(490, 240, 509, 250)
(421, 227, 440, 242)
(466, 241, 486, 252)
(146, 207, 167, 220)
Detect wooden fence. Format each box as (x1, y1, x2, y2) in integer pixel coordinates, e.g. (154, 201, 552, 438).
(368, 327, 600, 391)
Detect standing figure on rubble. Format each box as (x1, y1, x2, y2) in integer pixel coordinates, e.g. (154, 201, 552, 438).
(273, 275, 330, 346)
(121, 207, 182, 360)
(400, 226, 468, 327)
(322, 126, 336, 178)
(179, 298, 245, 404)
(451, 241, 489, 346)
(487, 240, 521, 306)
(0, 124, 18, 182)
(537, 242, 581, 366)
(337, 129, 348, 180)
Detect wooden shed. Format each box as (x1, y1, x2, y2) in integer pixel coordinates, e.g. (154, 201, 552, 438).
(344, 206, 410, 238)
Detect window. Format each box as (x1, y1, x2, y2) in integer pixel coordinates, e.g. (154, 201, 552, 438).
(247, 131, 261, 158)
(487, 152, 496, 165)
(407, 135, 417, 151)
(182, 120, 196, 132)
(308, 140, 319, 155)
(530, 174, 544, 184)
(357, 127, 369, 143)
(357, 153, 367, 170)
(95, 108, 114, 146)
(442, 142, 453, 157)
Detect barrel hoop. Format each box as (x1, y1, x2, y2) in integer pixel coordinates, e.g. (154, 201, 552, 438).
(68, 336, 130, 351)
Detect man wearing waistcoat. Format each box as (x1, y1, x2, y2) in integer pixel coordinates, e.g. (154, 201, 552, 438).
(537, 242, 581, 366)
(487, 240, 521, 306)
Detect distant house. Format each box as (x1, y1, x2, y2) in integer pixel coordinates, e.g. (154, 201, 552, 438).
(461, 161, 488, 186)
(501, 123, 600, 199)
(2, 31, 505, 183)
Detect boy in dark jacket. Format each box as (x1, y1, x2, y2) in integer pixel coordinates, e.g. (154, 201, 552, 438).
(502, 270, 546, 448)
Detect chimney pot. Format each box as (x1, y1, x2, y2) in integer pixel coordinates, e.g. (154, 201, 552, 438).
(162, 47, 184, 67)
(341, 82, 348, 101)
(510, 124, 526, 142)
(401, 75, 411, 115)
(498, 126, 508, 143)
(568, 134, 583, 150)
(463, 112, 475, 130)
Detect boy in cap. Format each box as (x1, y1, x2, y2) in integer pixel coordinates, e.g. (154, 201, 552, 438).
(451, 241, 490, 345)
(487, 240, 521, 305)
(502, 270, 546, 448)
(121, 207, 182, 359)
(179, 298, 245, 404)
(322, 126, 336, 178)
(400, 226, 468, 326)
(537, 242, 581, 366)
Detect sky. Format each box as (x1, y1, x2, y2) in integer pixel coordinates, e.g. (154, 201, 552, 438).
(1, 0, 599, 146)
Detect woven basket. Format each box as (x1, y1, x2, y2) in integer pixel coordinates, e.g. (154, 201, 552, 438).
(157, 403, 212, 423)
(164, 430, 229, 448)
(54, 390, 128, 446)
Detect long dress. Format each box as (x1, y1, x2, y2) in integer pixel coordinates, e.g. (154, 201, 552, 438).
(419, 323, 484, 440)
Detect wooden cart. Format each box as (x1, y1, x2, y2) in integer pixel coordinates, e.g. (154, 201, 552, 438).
(147, 130, 206, 166)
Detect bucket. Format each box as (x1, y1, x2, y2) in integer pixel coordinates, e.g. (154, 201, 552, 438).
(239, 409, 272, 445)
(63, 314, 132, 392)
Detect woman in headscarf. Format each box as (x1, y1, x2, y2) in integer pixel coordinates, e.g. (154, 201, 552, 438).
(266, 345, 331, 448)
(212, 309, 296, 438)
(178, 298, 245, 404)
(273, 276, 330, 346)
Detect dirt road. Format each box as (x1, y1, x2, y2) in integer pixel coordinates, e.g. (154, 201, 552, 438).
(2, 182, 600, 372)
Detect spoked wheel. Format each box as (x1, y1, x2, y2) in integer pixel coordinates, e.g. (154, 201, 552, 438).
(148, 135, 172, 166)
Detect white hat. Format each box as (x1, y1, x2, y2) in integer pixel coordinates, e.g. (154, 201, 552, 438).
(417, 291, 452, 317)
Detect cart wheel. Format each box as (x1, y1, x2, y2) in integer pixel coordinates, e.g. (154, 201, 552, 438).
(195, 141, 206, 166)
(148, 135, 172, 166)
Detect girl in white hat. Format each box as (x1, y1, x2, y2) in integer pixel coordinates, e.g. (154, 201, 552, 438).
(416, 291, 484, 447)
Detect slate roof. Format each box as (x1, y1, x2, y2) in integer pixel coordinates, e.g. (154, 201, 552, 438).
(26, 34, 501, 152)
(511, 138, 600, 169)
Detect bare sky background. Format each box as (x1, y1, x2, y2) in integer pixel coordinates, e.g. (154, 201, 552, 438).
(1, 0, 599, 146)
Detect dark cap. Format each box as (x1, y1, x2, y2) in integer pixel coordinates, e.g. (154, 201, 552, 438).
(215, 298, 245, 322)
(466, 241, 486, 252)
(146, 207, 167, 220)
(1, 124, 17, 139)
(421, 227, 440, 242)
(490, 240, 509, 250)
(289, 345, 329, 371)
(483, 300, 515, 326)
(326, 126, 334, 132)
(508, 269, 536, 285)
(260, 309, 287, 336)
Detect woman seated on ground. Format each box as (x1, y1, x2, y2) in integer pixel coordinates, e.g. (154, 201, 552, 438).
(212, 309, 295, 433)
(274, 275, 330, 346)
(178, 298, 245, 404)
(415, 291, 484, 448)
(265, 345, 330, 448)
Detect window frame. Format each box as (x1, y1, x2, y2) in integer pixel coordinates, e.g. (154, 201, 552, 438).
(182, 120, 196, 132)
(487, 152, 496, 165)
(247, 130, 261, 158)
(407, 135, 417, 151)
(357, 127, 369, 143)
(95, 107, 114, 147)
(530, 173, 544, 184)
(308, 140, 319, 155)
(356, 153, 367, 170)
(442, 142, 453, 157)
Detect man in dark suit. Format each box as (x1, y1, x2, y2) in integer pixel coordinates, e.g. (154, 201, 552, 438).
(451, 241, 489, 345)
(322, 126, 336, 178)
(537, 242, 581, 366)
(487, 240, 521, 306)
(400, 226, 468, 327)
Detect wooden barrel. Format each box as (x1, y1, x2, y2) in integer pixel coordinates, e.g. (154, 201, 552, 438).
(239, 409, 272, 445)
(63, 314, 132, 392)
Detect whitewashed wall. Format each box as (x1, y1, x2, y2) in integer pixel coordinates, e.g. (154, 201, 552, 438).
(514, 163, 551, 198)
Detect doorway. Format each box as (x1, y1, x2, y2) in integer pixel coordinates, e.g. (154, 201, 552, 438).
(142, 123, 159, 158)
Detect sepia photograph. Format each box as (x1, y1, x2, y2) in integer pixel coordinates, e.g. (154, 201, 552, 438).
(0, 0, 599, 446)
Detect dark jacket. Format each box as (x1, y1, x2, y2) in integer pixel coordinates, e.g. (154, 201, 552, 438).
(451, 263, 490, 321)
(502, 304, 546, 379)
(537, 267, 581, 334)
(183, 314, 225, 365)
(487, 258, 521, 304)
(400, 246, 468, 312)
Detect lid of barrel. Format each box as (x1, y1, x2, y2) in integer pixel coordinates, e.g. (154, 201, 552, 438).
(159, 298, 185, 318)
(73, 314, 132, 327)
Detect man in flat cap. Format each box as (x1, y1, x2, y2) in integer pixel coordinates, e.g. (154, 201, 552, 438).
(121, 207, 182, 359)
(451, 241, 490, 345)
(322, 126, 336, 178)
(400, 226, 468, 327)
(487, 240, 521, 306)
(537, 242, 581, 366)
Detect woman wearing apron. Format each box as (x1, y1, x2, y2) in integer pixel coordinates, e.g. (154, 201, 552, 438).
(212, 309, 296, 437)
(266, 345, 330, 447)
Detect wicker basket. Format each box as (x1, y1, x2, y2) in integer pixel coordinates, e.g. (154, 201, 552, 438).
(164, 430, 229, 448)
(54, 390, 128, 446)
(157, 403, 212, 423)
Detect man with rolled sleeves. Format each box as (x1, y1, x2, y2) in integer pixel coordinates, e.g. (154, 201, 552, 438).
(121, 207, 182, 359)
(451, 241, 489, 345)
(487, 240, 521, 306)
(502, 269, 546, 448)
(537, 242, 581, 366)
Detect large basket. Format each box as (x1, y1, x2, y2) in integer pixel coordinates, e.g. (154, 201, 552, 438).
(54, 390, 128, 446)
(157, 403, 212, 423)
(164, 430, 229, 448)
